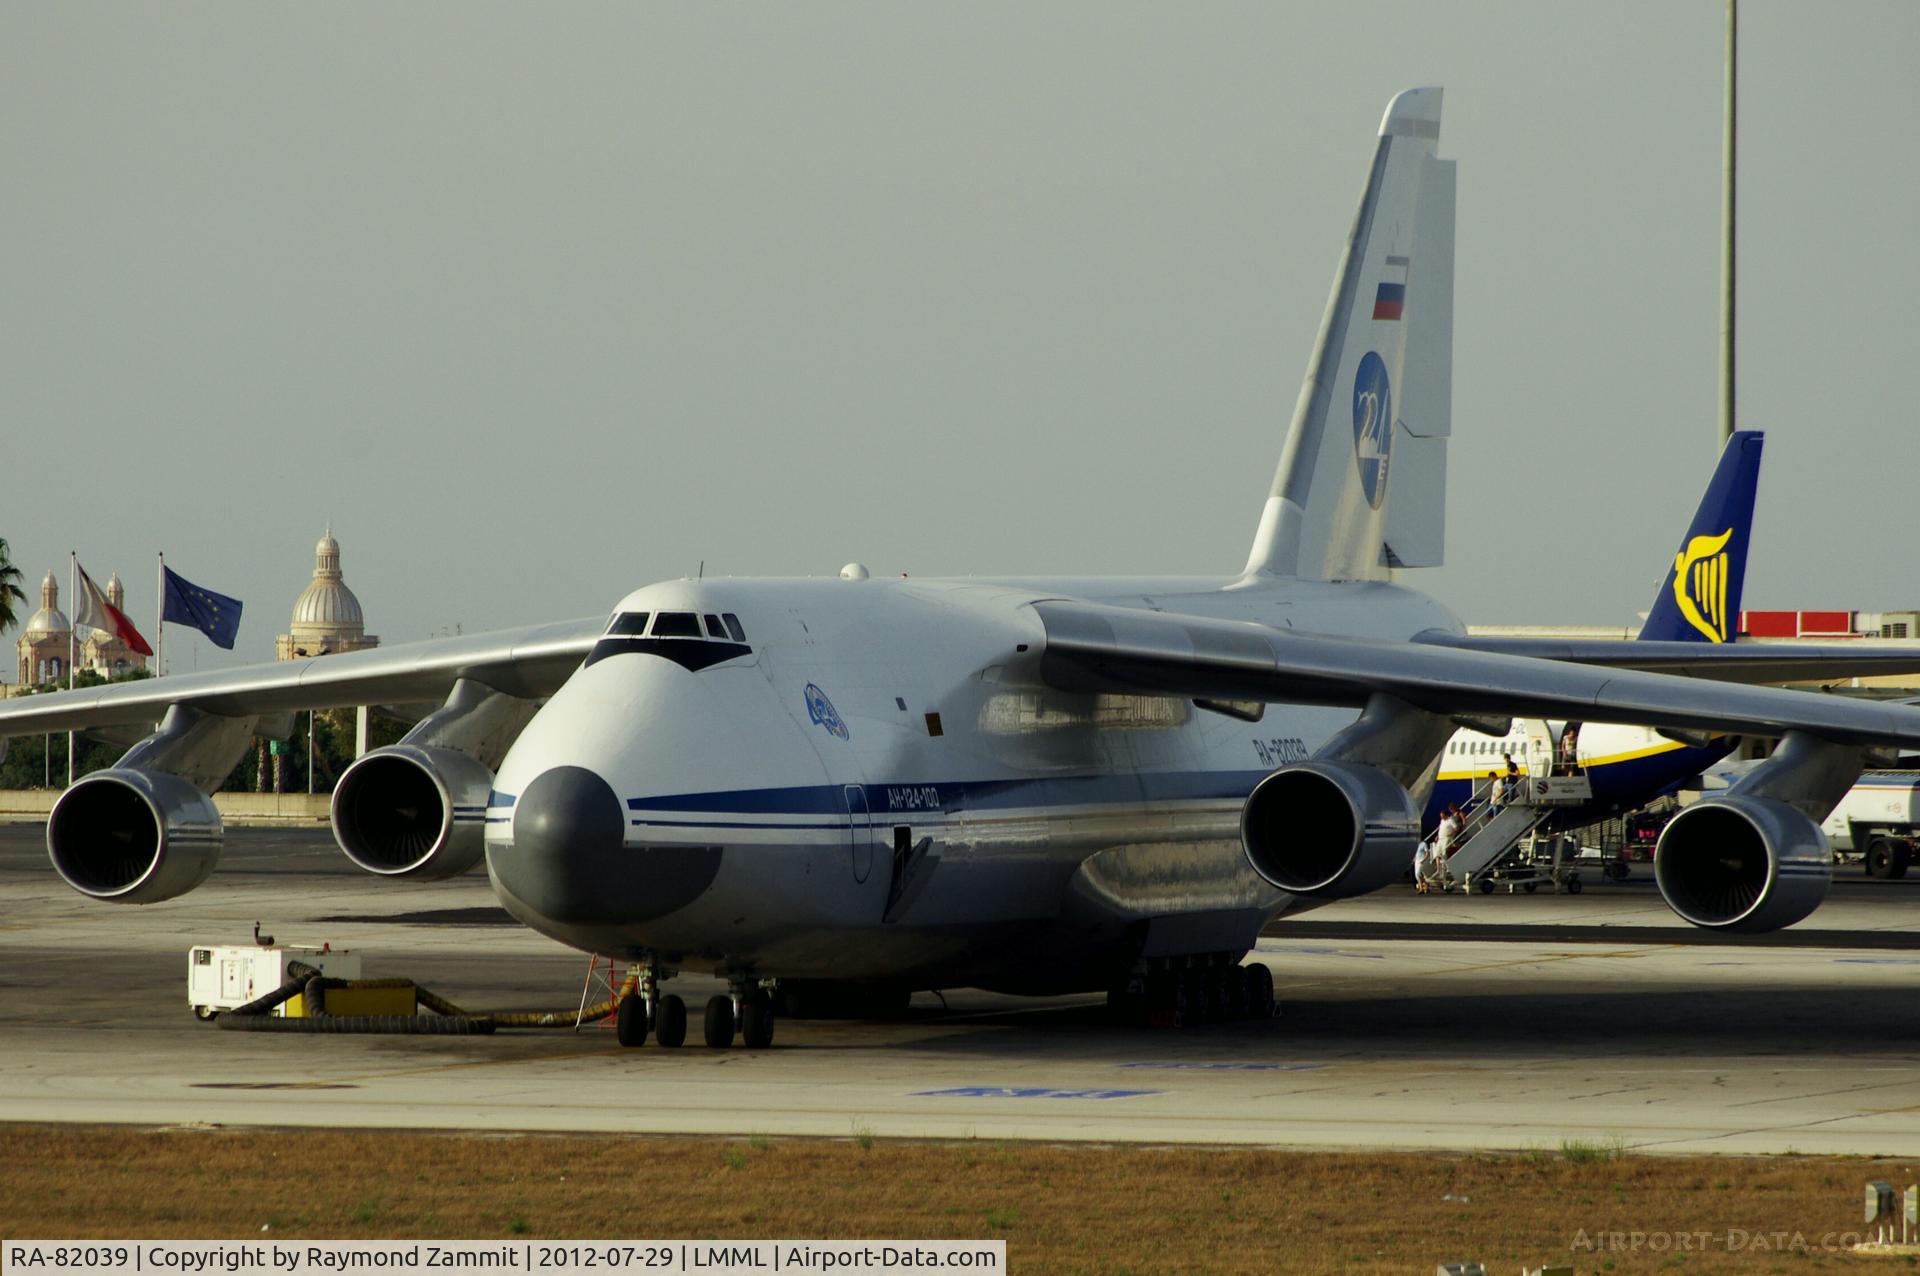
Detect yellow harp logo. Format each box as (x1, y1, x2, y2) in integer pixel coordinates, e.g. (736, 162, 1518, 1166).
(1673, 528, 1734, 643)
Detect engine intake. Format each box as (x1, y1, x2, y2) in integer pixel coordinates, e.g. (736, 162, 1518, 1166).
(1241, 761, 1419, 899)
(47, 768, 221, 903)
(331, 744, 494, 879)
(1654, 795, 1830, 932)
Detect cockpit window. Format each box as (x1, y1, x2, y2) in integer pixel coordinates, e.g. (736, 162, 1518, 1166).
(704, 614, 728, 639)
(607, 612, 650, 636)
(651, 611, 702, 638)
(722, 613, 746, 642)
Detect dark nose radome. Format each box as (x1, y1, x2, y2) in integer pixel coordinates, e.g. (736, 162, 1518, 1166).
(497, 766, 722, 925)
(496, 766, 626, 923)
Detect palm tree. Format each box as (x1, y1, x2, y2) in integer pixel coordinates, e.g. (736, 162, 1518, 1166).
(0, 538, 25, 638)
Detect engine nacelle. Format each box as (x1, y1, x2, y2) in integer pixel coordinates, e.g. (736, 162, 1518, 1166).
(330, 744, 494, 879)
(1654, 795, 1830, 932)
(47, 768, 222, 903)
(1241, 761, 1419, 899)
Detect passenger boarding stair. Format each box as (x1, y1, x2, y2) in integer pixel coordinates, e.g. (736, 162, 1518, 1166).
(1445, 774, 1594, 886)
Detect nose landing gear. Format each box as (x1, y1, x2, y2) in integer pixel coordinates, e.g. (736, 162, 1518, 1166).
(613, 964, 689, 1049)
(611, 967, 778, 1050)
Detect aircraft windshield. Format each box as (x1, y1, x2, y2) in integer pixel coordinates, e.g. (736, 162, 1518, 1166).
(651, 612, 702, 638)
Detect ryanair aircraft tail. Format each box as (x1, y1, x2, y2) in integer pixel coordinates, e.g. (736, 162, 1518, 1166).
(1638, 430, 1764, 643)
(1244, 87, 1456, 581)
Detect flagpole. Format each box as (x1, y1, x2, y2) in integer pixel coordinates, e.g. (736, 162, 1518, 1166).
(155, 552, 166, 679)
(67, 551, 75, 787)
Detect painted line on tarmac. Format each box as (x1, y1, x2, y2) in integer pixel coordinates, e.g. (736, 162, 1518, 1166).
(1117, 1062, 1325, 1072)
(912, 1087, 1161, 1100)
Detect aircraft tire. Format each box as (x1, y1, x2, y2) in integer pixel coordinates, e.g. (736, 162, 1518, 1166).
(740, 993, 775, 1049)
(1222, 965, 1250, 1020)
(1188, 969, 1222, 1025)
(615, 994, 649, 1048)
(703, 994, 736, 1048)
(1565, 876, 1583, 895)
(1243, 963, 1275, 1020)
(1145, 974, 1185, 1029)
(655, 994, 687, 1048)
(1106, 984, 1145, 1025)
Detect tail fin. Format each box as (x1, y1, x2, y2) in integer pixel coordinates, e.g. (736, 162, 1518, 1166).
(1244, 87, 1456, 581)
(1638, 430, 1764, 642)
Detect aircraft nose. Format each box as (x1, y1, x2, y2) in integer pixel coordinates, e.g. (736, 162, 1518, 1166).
(491, 765, 725, 927)
(494, 766, 627, 923)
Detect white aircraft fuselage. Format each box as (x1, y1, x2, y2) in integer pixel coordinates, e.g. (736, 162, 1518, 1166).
(484, 573, 1461, 992)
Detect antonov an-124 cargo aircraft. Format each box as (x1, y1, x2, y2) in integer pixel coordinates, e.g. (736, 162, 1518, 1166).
(8, 89, 1920, 1049)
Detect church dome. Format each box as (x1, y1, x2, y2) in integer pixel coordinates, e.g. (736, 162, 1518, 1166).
(23, 571, 69, 636)
(289, 527, 365, 630)
(291, 579, 364, 627)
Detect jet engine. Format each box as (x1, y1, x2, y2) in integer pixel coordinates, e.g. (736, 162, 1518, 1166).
(47, 768, 222, 903)
(330, 744, 494, 879)
(1241, 761, 1420, 899)
(1653, 795, 1830, 932)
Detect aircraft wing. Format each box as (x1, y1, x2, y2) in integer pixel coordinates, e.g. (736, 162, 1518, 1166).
(1035, 601, 1920, 748)
(0, 618, 602, 737)
(1412, 631, 1920, 685)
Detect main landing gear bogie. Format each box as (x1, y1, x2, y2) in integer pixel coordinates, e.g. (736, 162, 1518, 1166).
(1115, 957, 1276, 1029)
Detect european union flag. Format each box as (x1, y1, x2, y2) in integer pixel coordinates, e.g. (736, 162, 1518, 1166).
(162, 566, 243, 650)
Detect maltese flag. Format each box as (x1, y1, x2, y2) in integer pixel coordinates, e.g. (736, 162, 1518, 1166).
(73, 558, 153, 657)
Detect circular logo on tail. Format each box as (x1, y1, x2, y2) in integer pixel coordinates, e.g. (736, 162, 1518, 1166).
(1352, 350, 1393, 510)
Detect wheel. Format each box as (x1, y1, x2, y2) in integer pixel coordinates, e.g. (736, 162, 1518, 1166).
(1145, 974, 1186, 1029)
(1242, 963, 1275, 1020)
(1868, 838, 1909, 880)
(1478, 877, 1495, 894)
(703, 994, 736, 1048)
(615, 993, 649, 1047)
(1222, 965, 1250, 1020)
(1206, 968, 1236, 1022)
(740, 993, 775, 1049)
(1566, 876, 1583, 895)
(655, 994, 687, 1048)
(1186, 969, 1220, 1025)
(193, 1005, 218, 1021)
(1523, 881, 1538, 894)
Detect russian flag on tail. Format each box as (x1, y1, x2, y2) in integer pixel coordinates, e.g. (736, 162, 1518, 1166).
(1372, 254, 1409, 321)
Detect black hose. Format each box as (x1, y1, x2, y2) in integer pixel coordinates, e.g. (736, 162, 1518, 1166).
(218, 1011, 496, 1034)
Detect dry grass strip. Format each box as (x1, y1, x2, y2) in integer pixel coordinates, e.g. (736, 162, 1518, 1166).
(3, 1125, 1918, 1274)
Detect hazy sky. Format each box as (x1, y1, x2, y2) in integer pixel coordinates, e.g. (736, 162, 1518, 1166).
(4, 2, 1915, 670)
